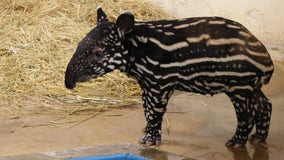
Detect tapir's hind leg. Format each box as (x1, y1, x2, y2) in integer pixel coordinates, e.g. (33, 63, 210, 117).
(249, 89, 272, 143)
(226, 92, 252, 147)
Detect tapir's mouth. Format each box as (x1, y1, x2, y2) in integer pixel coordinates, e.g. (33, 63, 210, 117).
(65, 74, 97, 89)
(77, 74, 97, 83)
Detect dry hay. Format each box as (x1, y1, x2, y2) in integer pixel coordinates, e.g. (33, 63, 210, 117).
(0, 0, 170, 115)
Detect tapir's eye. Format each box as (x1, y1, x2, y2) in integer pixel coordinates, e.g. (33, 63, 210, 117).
(95, 51, 103, 59)
(91, 48, 104, 61)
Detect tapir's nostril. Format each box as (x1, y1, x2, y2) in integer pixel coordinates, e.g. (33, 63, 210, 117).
(65, 79, 76, 89)
(64, 74, 76, 89)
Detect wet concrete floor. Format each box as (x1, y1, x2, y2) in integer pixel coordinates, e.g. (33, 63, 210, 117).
(0, 144, 188, 160)
(0, 46, 283, 159)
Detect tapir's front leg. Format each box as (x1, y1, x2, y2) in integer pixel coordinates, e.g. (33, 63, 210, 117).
(139, 88, 174, 146)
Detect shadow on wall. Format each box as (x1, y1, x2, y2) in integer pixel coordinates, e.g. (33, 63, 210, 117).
(155, 0, 284, 45)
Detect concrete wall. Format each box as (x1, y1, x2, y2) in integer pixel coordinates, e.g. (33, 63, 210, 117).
(154, 0, 284, 45)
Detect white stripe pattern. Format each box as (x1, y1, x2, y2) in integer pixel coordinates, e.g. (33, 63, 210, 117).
(161, 71, 256, 81)
(239, 31, 252, 38)
(186, 34, 210, 43)
(208, 20, 226, 25)
(159, 54, 272, 72)
(227, 24, 241, 29)
(246, 49, 269, 58)
(149, 38, 189, 51)
(146, 56, 159, 65)
(174, 19, 207, 29)
(207, 38, 246, 46)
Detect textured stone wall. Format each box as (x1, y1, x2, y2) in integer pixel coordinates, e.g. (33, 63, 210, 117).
(154, 0, 284, 45)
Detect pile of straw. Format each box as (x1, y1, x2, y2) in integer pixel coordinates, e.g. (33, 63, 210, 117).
(0, 0, 170, 114)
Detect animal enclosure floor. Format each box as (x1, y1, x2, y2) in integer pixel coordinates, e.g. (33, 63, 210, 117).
(0, 63, 284, 160)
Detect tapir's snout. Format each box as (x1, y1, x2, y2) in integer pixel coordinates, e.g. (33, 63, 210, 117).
(65, 76, 76, 89)
(64, 64, 77, 89)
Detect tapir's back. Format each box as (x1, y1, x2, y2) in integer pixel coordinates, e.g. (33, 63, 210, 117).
(127, 16, 274, 90)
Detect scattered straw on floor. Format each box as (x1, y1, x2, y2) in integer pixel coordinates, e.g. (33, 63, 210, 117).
(0, 0, 170, 115)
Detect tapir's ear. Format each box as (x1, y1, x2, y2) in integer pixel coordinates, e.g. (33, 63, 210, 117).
(116, 11, 134, 37)
(97, 6, 109, 24)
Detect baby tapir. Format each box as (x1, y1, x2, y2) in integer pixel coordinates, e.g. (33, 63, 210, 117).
(65, 7, 274, 147)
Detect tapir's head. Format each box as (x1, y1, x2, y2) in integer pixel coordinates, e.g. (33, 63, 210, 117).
(65, 7, 134, 89)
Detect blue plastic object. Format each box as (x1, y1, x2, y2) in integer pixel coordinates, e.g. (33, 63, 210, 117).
(67, 153, 149, 160)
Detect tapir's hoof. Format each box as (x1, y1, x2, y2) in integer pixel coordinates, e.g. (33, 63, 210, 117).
(249, 134, 267, 144)
(138, 134, 161, 146)
(225, 137, 247, 148)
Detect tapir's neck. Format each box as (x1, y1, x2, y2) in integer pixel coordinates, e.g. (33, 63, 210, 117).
(120, 22, 159, 83)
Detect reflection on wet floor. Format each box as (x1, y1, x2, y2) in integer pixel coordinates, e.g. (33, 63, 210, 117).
(138, 143, 272, 160)
(140, 148, 171, 160)
(227, 143, 269, 160)
(0, 142, 278, 160)
(138, 143, 274, 160)
(139, 148, 195, 160)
